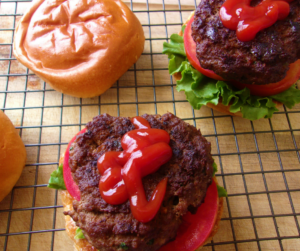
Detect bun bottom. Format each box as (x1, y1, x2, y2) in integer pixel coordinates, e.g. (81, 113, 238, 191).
(61, 190, 97, 251)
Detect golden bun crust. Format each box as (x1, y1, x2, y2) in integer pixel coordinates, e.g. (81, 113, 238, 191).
(61, 190, 97, 251)
(59, 158, 223, 251)
(60, 156, 96, 251)
(13, 0, 145, 98)
(0, 110, 26, 202)
(176, 13, 282, 118)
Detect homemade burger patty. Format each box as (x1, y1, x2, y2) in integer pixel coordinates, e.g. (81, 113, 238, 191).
(65, 113, 214, 251)
(192, 0, 300, 85)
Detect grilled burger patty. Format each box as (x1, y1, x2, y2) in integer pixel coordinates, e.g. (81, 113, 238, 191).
(192, 0, 300, 85)
(64, 113, 214, 251)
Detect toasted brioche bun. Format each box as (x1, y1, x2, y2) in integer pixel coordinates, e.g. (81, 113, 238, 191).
(13, 0, 145, 98)
(59, 155, 223, 251)
(0, 110, 26, 202)
(175, 13, 282, 117)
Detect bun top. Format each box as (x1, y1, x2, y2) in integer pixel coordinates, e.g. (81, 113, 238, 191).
(14, 0, 145, 98)
(0, 110, 26, 202)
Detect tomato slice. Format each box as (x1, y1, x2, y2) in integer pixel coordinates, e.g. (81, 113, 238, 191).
(184, 16, 224, 81)
(63, 128, 87, 201)
(159, 180, 219, 251)
(230, 59, 300, 96)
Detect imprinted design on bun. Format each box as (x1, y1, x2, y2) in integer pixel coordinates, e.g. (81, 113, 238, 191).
(48, 113, 226, 251)
(13, 0, 145, 98)
(0, 110, 26, 202)
(163, 0, 300, 120)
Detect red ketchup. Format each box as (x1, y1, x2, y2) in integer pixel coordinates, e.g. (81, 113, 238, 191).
(219, 0, 293, 41)
(97, 117, 172, 223)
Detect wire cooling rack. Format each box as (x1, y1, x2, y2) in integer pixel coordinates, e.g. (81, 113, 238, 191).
(1, 0, 300, 250)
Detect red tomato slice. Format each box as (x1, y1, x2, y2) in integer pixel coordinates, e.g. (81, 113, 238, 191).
(184, 16, 300, 97)
(230, 59, 300, 97)
(159, 179, 219, 251)
(63, 128, 86, 201)
(184, 16, 224, 81)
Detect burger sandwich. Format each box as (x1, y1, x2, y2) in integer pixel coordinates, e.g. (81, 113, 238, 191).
(163, 0, 300, 120)
(13, 0, 145, 98)
(48, 113, 227, 251)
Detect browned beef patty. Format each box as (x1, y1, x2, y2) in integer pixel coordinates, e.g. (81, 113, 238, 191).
(192, 0, 300, 85)
(64, 113, 214, 251)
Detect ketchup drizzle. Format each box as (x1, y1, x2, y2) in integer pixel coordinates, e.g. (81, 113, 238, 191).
(219, 0, 293, 41)
(97, 117, 172, 222)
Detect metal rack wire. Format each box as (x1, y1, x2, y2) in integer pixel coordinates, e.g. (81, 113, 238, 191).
(0, 0, 300, 250)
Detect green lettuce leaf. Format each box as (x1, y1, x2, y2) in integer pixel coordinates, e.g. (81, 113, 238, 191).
(120, 243, 129, 250)
(75, 227, 85, 240)
(270, 85, 300, 109)
(212, 162, 218, 177)
(47, 164, 66, 190)
(162, 33, 300, 120)
(162, 34, 185, 58)
(212, 161, 227, 198)
(217, 185, 228, 197)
